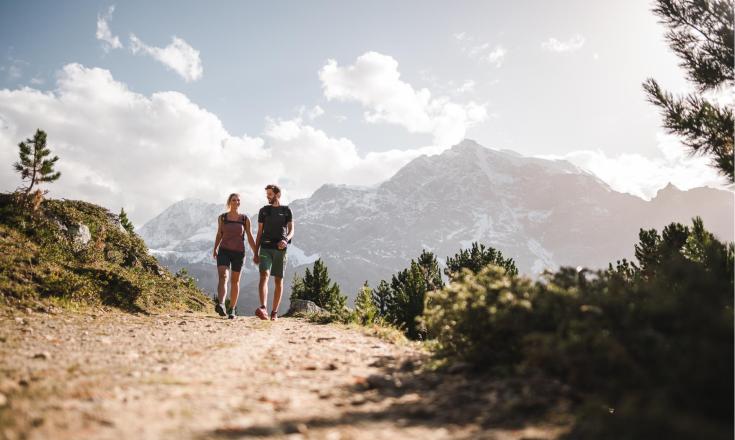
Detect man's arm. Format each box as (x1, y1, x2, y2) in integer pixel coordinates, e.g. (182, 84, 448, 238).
(286, 221, 294, 242)
(278, 221, 294, 250)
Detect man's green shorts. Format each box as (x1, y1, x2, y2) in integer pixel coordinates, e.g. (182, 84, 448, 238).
(259, 248, 287, 278)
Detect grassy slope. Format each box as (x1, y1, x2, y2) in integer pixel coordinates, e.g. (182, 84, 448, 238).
(0, 193, 209, 313)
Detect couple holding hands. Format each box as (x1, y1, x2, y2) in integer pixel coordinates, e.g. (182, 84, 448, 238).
(212, 184, 294, 320)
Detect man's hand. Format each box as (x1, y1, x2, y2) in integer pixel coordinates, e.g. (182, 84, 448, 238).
(277, 240, 288, 250)
(212, 249, 218, 259)
(253, 254, 260, 264)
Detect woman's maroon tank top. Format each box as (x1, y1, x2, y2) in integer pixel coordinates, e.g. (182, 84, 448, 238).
(220, 213, 246, 252)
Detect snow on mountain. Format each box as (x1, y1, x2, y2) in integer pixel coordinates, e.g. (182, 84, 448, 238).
(138, 198, 222, 250)
(139, 139, 734, 305)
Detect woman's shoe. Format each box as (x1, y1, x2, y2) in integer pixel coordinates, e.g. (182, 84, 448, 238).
(214, 302, 226, 317)
(270, 310, 278, 321)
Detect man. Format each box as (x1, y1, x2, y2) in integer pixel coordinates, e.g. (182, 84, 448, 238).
(253, 184, 294, 321)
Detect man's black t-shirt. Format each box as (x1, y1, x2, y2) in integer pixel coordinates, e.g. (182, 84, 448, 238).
(258, 205, 293, 249)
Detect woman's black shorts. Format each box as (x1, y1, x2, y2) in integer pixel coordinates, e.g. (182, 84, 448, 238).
(217, 248, 245, 272)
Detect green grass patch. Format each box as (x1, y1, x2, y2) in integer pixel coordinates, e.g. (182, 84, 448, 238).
(0, 193, 210, 314)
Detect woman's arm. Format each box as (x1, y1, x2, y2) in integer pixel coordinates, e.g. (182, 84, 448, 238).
(213, 216, 223, 258)
(245, 217, 256, 254)
(253, 221, 263, 264)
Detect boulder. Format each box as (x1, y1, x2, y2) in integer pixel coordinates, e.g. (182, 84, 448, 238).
(68, 223, 91, 245)
(286, 299, 324, 316)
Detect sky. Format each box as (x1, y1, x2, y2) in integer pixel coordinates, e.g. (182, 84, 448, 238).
(0, 0, 730, 225)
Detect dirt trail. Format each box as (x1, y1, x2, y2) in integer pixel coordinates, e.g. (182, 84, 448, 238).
(0, 309, 568, 440)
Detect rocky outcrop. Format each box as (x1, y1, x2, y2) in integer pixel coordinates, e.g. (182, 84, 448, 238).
(286, 299, 324, 316)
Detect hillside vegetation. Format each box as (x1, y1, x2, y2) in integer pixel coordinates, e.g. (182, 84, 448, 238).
(422, 218, 734, 439)
(0, 193, 209, 313)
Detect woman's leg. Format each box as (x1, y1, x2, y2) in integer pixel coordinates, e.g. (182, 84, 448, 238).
(229, 270, 241, 308)
(217, 266, 228, 303)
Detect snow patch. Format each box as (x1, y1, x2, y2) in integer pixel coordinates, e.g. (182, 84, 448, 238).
(287, 245, 320, 267)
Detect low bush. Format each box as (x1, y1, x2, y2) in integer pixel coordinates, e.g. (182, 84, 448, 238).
(422, 218, 733, 439)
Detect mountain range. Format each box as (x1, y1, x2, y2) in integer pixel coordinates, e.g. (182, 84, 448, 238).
(139, 139, 734, 312)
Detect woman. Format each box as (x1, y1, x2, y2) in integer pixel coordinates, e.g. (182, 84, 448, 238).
(212, 193, 256, 319)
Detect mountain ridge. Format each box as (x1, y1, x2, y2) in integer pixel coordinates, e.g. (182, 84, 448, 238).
(139, 139, 734, 310)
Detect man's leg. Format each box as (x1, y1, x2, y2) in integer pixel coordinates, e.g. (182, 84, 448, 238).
(272, 276, 284, 313)
(255, 271, 270, 320)
(258, 271, 269, 308)
(256, 249, 272, 320)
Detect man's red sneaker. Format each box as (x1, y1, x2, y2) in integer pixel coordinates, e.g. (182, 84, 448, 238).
(255, 306, 268, 320)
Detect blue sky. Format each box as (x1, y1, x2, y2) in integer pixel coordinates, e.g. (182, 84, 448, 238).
(0, 1, 729, 223)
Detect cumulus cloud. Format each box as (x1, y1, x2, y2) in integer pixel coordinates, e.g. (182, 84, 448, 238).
(538, 133, 729, 199)
(96, 6, 122, 51)
(0, 64, 433, 224)
(319, 51, 487, 146)
(130, 34, 203, 82)
(541, 34, 585, 53)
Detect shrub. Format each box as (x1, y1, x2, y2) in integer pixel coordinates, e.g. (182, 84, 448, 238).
(422, 218, 733, 438)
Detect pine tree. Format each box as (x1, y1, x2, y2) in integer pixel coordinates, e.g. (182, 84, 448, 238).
(387, 250, 443, 339)
(290, 259, 346, 313)
(416, 249, 445, 291)
(445, 242, 518, 279)
(372, 280, 393, 319)
(119, 208, 135, 234)
(353, 281, 377, 325)
(643, 0, 734, 182)
(13, 129, 61, 195)
(635, 228, 662, 278)
(289, 273, 305, 303)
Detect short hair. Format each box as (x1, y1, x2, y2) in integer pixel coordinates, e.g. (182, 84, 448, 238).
(265, 184, 281, 195)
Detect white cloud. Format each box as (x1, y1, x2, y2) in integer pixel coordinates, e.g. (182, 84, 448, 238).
(307, 105, 324, 120)
(467, 42, 490, 58)
(96, 6, 122, 51)
(484, 46, 506, 67)
(541, 34, 585, 53)
(0, 57, 28, 81)
(456, 80, 476, 93)
(130, 34, 203, 82)
(539, 133, 729, 199)
(319, 51, 487, 146)
(0, 64, 434, 224)
(454, 33, 506, 68)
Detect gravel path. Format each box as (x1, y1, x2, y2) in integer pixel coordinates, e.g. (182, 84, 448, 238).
(0, 308, 568, 440)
